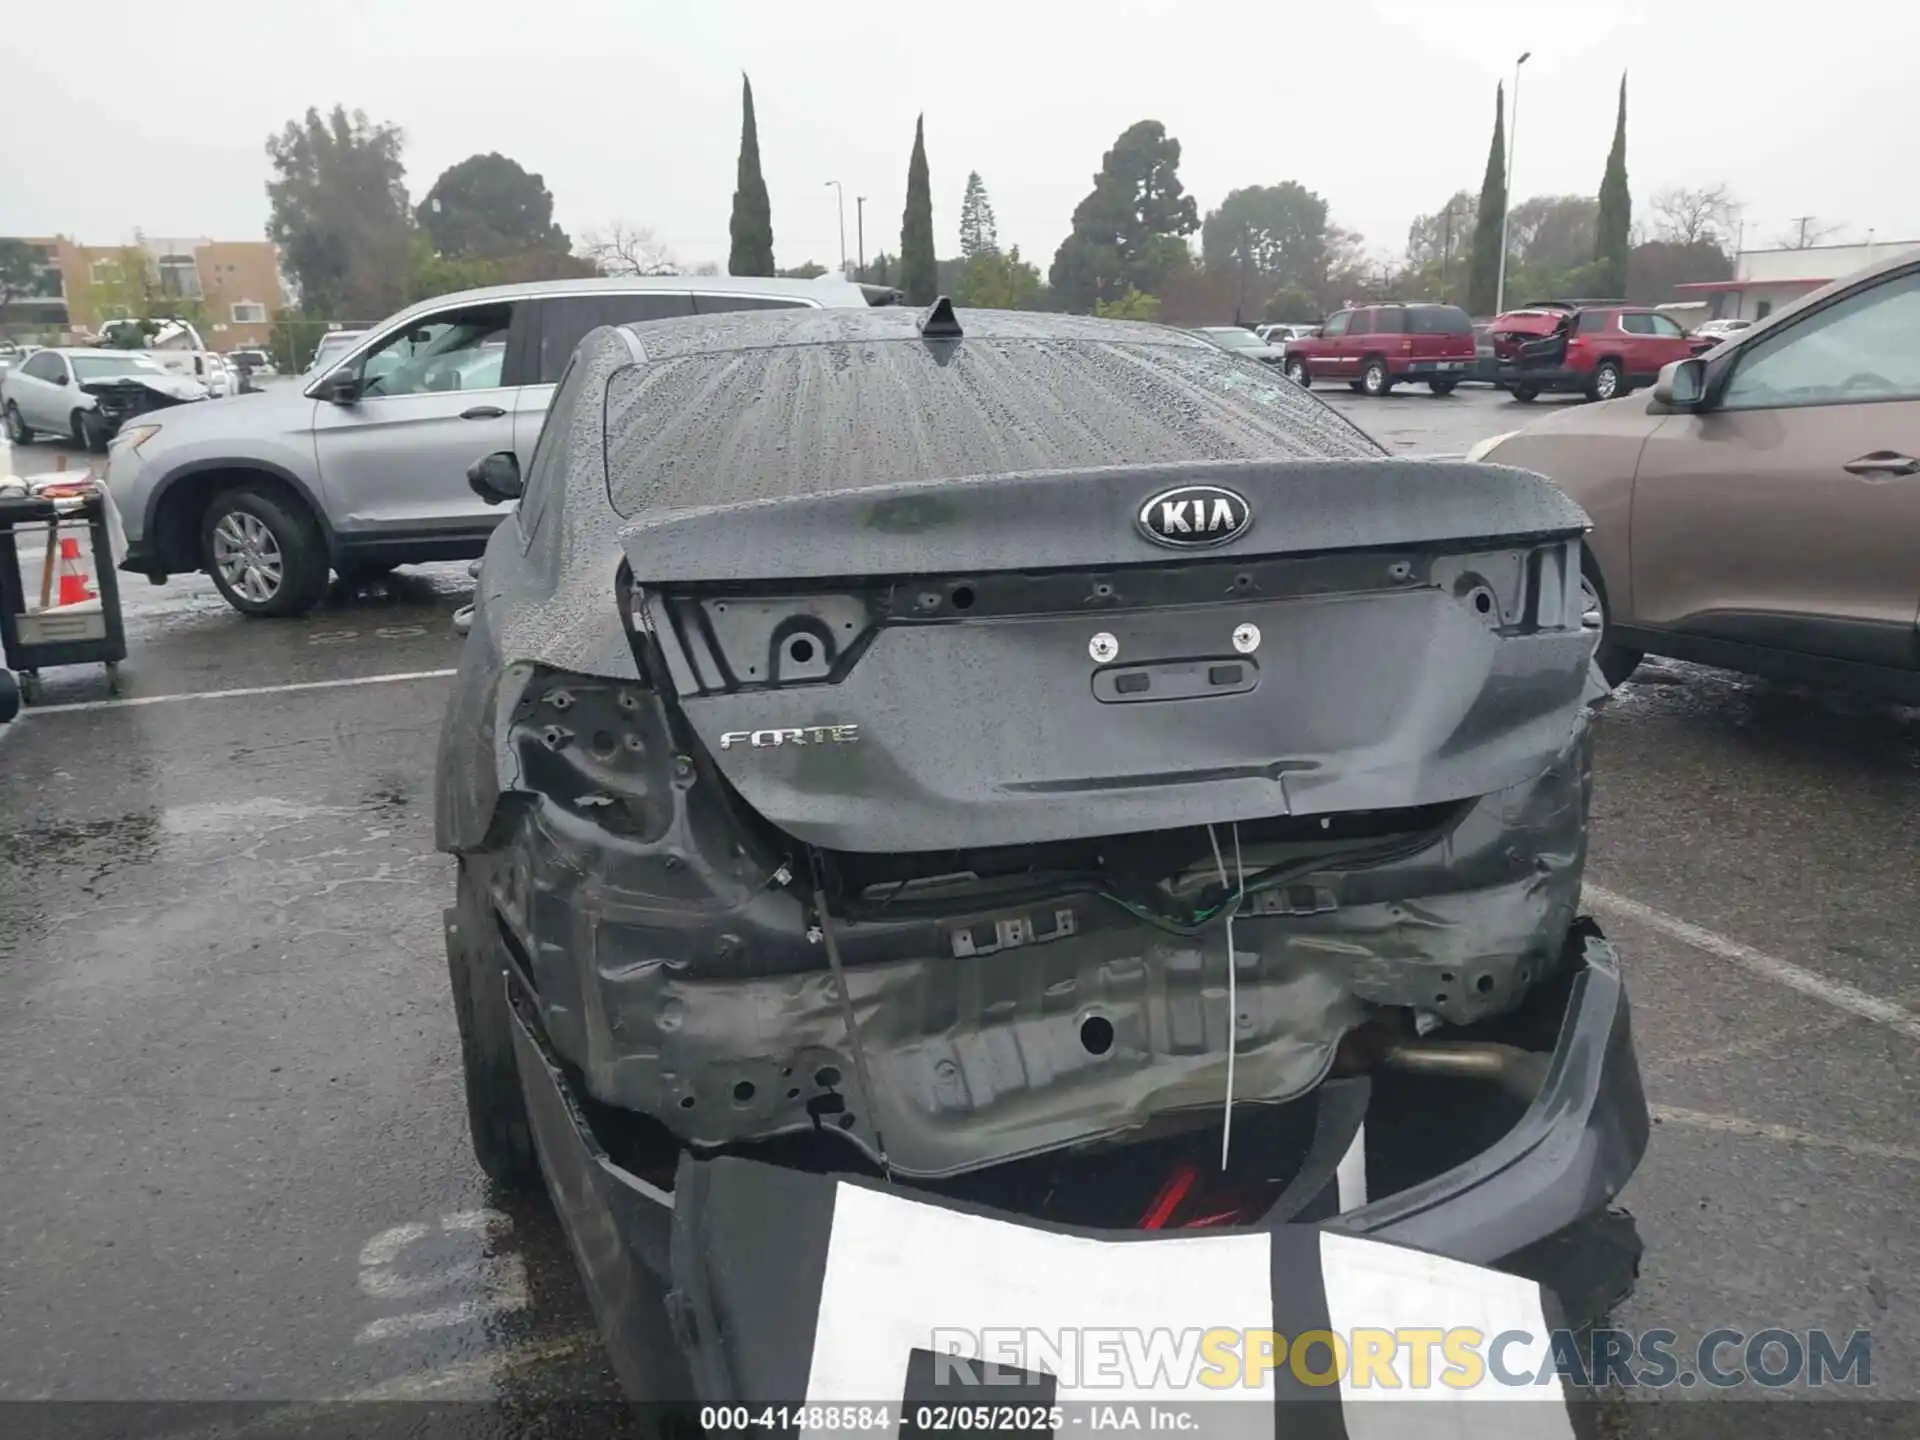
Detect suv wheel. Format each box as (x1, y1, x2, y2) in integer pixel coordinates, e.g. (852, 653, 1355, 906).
(1361, 358, 1392, 396)
(200, 485, 331, 618)
(1284, 357, 1311, 388)
(1581, 555, 1642, 688)
(1589, 361, 1623, 402)
(1428, 380, 1458, 396)
(1511, 384, 1540, 403)
(448, 859, 542, 1193)
(3, 402, 32, 444)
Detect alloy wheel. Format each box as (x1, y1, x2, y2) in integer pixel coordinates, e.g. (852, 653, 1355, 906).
(1285, 359, 1308, 387)
(212, 510, 285, 604)
(1595, 365, 1619, 400)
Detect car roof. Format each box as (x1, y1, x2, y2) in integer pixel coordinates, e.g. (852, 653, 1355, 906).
(51, 347, 162, 357)
(619, 305, 1214, 363)
(376, 273, 875, 330)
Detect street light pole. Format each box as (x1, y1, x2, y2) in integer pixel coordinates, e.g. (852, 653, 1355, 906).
(856, 197, 867, 277)
(1494, 50, 1530, 316)
(826, 180, 847, 275)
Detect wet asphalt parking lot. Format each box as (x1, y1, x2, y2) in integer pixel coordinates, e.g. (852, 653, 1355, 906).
(1, 383, 1916, 1423)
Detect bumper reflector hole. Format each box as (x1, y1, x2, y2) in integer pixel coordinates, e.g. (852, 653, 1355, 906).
(1440, 971, 1455, 984)
(951, 585, 976, 610)
(815, 1065, 842, 1088)
(1434, 993, 1448, 1004)
(1079, 1015, 1114, 1055)
(733, 1080, 755, 1103)
(1475, 974, 1496, 994)
(678, 1095, 696, 1109)
(787, 1087, 800, 1100)
(788, 637, 816, 664)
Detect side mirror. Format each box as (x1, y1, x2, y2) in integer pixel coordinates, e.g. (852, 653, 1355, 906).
(467, 450, 522, 505)
(1653, 357, 1706, 409)
(320, 368, 361, 405)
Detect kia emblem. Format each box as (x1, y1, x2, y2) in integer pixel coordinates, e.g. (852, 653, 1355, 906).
(1136, 484, 1252, 548)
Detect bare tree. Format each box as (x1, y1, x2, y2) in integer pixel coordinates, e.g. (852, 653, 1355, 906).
(577, 221, 679, 275)
(1650, 184, 1739, 247)
(685, 260, 722, 276)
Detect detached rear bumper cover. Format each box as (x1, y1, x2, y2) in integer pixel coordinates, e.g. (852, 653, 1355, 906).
(508, 920, 1645, 1404)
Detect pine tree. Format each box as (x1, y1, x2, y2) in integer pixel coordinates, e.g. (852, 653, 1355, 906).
(1466, 83, 1506, 317)
(900, 115, 937, 304)
(1594, 74, 1632, 299)
(958, 171, 999, 259)
(728, 73, 774, 276)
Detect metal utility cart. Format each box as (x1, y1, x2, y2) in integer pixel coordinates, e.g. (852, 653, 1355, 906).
(0, 487, 127, 702)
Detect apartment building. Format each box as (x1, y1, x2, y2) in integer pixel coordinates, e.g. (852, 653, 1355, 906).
(1, 235, 290, 348)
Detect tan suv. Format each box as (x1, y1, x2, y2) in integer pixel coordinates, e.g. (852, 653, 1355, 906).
(1469, 248, 1920, 700)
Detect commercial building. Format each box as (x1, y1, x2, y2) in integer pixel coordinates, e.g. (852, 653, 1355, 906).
(0, 235, 291, 348)
(1674, 238, 1920, 322)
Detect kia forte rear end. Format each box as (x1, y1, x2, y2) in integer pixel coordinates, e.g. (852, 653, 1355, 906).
(434, 305, 1648, 1397)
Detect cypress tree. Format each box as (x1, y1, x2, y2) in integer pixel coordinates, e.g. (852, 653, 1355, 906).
(900, 115, 937, 305)
(1594, 74, 1631, 298)
(728, 73, 774, 276)
(1466, 83, 1506, 317)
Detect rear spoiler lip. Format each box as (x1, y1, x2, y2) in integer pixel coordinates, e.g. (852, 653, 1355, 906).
(615, 457, 1590, 586)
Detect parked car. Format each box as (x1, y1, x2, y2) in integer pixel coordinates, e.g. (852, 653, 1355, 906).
(1469, 247, 1920, 699)
(1190, 325, 1285, 365)
(1256, 322, 1318, 345)
(1469, 322, 1500, 384)
(436, 303, 1645, 1376)
(1690, 317, 1754, 345)
(105, 275, 892, 616)
(3, 348, 207, 451)
(1493, 300, 1714, 403)
(303, 329, 368, 378)
(1281, 302, 1477, 395)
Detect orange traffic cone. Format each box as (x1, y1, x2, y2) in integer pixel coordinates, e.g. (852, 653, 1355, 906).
(56, 536, 96, 607)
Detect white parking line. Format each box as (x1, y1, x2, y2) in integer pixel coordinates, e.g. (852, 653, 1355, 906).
(1652, 1103, 1920, 1166)
(128, 1332, 603, 1440)
(1585, 883, 1920, 1044)
(343, 1329, 599, 1400)
(21, 668, 458, 716)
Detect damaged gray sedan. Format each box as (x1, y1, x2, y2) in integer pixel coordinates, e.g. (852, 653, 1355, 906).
(435, 302, 1648, 1398)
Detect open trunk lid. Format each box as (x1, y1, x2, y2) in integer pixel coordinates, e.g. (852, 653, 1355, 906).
(626, 458, 1594, 854)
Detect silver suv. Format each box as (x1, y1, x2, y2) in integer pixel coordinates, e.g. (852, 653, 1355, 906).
(105, 274, 890, 616)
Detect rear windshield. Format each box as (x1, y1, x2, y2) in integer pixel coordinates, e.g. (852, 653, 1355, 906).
(604, 338, 1383, 517)
(1409, 306, 1474, 335)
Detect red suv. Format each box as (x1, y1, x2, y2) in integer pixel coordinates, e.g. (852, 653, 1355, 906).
(1281, 303, 1477, 396)
(1491, 300, 1713, 403)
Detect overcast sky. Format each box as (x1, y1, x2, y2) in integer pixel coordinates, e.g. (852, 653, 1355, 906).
(4, 0, 1916, 274)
